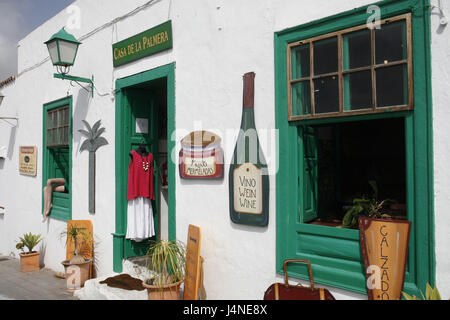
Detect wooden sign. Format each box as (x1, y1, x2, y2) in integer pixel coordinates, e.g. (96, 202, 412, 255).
(359, 217, 411, 300)
(179, 131, 224, 179)
(229, 72, 269, 227)
(19, 146, 37, 176)
(66, 220, 94, 278)
(184, 225, 201, 300)
(112, 20, 172, 67)
(233, 163, 263, 214)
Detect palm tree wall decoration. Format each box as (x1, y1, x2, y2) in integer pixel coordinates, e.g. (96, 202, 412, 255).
(79, 120, 108, 213)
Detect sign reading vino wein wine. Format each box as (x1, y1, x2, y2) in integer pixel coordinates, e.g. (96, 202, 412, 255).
(233, 163, 263, 214)
(112, 21, 172, 67)
(229, 72, 269, 227)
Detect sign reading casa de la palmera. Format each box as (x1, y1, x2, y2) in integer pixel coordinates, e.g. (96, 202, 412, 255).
(113, 20, 172, 67)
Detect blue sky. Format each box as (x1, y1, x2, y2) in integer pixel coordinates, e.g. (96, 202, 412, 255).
(0, 0, 75, 80)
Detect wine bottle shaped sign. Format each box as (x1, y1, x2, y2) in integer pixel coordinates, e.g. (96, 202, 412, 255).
(229, 72, 269, 227)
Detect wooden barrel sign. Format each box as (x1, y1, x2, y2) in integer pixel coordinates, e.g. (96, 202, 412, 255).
(179, 131, 224, 179)
(359, 217, 411, 300)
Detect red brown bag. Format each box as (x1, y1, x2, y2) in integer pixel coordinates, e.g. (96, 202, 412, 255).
(264, 259, 335, 300)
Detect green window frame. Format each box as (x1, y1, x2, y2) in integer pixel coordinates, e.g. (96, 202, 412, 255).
(287, 13, 413, 121)
(42, 97, 73, 222)
(275, 0, 434, 296)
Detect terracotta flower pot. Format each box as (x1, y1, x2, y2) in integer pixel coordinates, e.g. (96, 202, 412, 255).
(20, 252, 40, 272)
(142, 279, 183, 300)
(61, 258, 92, 292)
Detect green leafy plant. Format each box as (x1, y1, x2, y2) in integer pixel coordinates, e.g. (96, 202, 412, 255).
(402, 283, 442, 300)
(16, 233, 42, 254)
(342, 180, 394, 229)
(145, 240, 186, 288)
(60, 226, 92, 264)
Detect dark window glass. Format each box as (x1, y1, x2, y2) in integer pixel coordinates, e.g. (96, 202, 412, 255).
(314, 76, 339, 114)
(291, 44, 310, 79)
(375, 21, 406, 64)
(343, 29, 371, 70)
(313, 37, 338, 75)
(376, 64, 407, 107)
(292, 81, 311, 116)
(344, 71, 372, 110)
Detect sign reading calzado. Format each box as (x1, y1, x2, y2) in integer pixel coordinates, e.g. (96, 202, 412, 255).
(112, 20, 172, 67)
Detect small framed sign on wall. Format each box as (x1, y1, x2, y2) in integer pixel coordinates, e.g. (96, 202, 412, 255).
(179, 131, 224, 180)
(19, 146, 37, 176)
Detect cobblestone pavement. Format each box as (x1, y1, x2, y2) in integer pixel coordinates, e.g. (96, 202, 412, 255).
(0, 255, 77, 300)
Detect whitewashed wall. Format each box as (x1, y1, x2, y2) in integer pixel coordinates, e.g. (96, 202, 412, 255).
(0, 0, 448, 300)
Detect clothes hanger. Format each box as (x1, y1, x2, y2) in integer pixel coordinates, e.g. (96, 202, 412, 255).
(129, 144, 149, 158)
(137, 144, 148, 156)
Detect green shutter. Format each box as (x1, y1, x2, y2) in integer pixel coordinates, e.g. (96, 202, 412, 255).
(49, 148, 70, 189)
(299, 126, 318, 223)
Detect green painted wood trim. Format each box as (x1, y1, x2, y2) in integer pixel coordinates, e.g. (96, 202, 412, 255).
(113, 63, 176, 273)
(42, 96, 73, 222)
(275, 0, 434, 296)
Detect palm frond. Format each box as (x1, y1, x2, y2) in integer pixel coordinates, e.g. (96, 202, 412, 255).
(81, 120, 93, 135)
(93, 127, 106, 140)
(92, 136, 108, 152)
(91, 120, 102, 135)
(78, 129, 91, 138)
(80, 139, 93, 152)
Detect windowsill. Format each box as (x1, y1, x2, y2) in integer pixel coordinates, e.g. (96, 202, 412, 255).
(308, 220, 342, 228)
(297, 222, 360, 240)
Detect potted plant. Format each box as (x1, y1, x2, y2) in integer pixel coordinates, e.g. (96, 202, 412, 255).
(16, 233, 42, 272)
(142, 239, 186, 300)
(341, 180, 396, 229)
(60, 226, 93, 291)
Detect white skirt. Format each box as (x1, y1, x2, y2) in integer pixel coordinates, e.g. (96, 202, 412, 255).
(126, 197, 155, 242)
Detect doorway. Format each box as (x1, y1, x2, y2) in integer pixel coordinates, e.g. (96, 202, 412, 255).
(113, 64, 176, 273)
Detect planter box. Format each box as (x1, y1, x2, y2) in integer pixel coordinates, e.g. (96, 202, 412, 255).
(62, 258, 92, 291)
(20, 252, 40, 272)
(142, 279, 183, 300)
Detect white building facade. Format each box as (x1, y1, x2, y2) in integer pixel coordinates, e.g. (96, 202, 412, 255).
(0, 0, 448, 300)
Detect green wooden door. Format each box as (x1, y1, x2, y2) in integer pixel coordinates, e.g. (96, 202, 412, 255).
(122, 88, 159, 259)
(299, 126, 318, 223)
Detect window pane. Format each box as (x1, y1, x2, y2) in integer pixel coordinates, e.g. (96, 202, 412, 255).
(53, 112, 58, 128)
(343, 29, 371, 70)
(376, 64, 407, 107)
(313, 37, 338, 75)
(47, 130, 53, 146)
(291, 44, 310, 79)
(375, 20, 407, 64)
(48, 112, 54, 129)
(292, 81, 311, 116)
(314, 76, 339, 114)
(58, 110, 63, 126)
(344, 71, 372, 111)
(64, 127, 69, 144)
(59, 128, 64, 145)
(64, 108, 69, 125)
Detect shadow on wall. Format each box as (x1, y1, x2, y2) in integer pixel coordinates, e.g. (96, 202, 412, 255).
(7, 125, 17, 160)
(73, 89, 91, 155)
(39, 241, 47, 268)
(0, 124, 17, 169)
